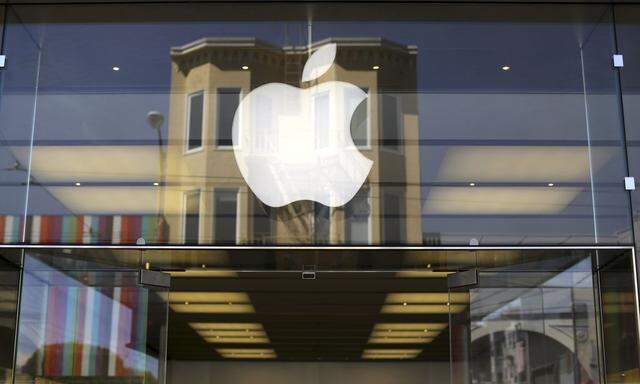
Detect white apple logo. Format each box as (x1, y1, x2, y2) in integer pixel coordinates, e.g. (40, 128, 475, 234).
(232, 43, 373, 207)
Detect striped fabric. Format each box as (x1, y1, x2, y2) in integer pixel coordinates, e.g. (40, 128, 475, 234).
(0, 215, 168, 245)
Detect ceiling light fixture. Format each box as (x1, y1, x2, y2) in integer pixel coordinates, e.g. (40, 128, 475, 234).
(501, 65, 510, 71)
(242, 65, 249, 70)
(372, 65, 380, 70)
(112, 66, 120, 71)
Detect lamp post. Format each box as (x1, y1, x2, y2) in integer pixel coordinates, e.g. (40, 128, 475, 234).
(147, 110, 167, 242)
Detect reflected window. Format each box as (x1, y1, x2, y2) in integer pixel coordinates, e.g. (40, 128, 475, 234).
(251, 94, 274, 153)
(345, 188, 370, 244)
(349, 87, 369, 147)
(214, 189, 238, 244)
(314, 202, 330, 244)
(216, 88, 241, 147)
(251, 195, 274, 244)
(380, 94, 402, 151)
(314, 92, 330, 148)
(186, 91, 204, 152)
(382, 190, 405, 244)
(183, 190, 200, 244)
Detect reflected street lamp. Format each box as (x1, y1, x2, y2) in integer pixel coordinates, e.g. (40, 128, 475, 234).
(147, 110, 167, 242)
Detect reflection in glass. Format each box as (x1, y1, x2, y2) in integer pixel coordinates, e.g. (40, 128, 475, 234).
(184, 190, 200, 245)
(452, 260, 598, 383)
(14, 253, 168, 384)
(0, 254, 20, 383)
(213, 189, 238, 244)
(186, 91, 204, 152)
(345, 187, 370, 244)
(216, 88, 240, 147)
(599, 253, 640, 382)
(0, 4, 632, 245)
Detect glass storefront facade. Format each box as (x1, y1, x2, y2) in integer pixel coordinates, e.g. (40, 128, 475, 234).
(0, 3, 636, 246)
(0, 2, 640, 383)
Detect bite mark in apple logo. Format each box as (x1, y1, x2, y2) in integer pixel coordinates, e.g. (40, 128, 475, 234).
(232, 43, 373, 208)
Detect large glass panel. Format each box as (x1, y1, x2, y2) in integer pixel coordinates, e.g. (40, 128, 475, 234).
(0, 6, 38, 244)
(2, 4, 632, 246)
(615, 5, 640, 252)
(448, 249, 640, 384)
(13, 251, 169, 384)
(598, 251, 640, 382)
(579, 8, 632, 245)
(314, 4, 631, 246)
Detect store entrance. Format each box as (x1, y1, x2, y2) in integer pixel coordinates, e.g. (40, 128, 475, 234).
(5, 247, 640, 384)
(155, 248, 640, 384)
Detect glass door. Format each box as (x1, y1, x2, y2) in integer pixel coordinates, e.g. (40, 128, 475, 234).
(449, 258, 602, 384)
(448, 249, 640, 384)
(12, 250, 170, 384)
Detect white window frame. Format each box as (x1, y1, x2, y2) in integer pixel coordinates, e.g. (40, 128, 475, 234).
(184, 91, 205, 155)
(215, 88, 243, 150)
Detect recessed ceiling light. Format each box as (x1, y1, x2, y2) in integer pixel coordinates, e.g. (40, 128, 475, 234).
(168, 292, 254, 313)
(362, 349, 421, 360)
(372, 65, 380, 70)
(216, 348, 276, 359)
(74, 182, 81, 186)
(501, 65, 511, 71)
(153, 182, 160, 186)
(548, 183, 554, 187)
(241, 65, 249, 70)
(469, 182, 476, 187)
(112, 66, 120, 71)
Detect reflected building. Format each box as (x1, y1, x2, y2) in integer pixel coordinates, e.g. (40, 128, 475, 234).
(163, 38, 422, 245)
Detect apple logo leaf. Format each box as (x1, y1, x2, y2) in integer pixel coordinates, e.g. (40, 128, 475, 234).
(301, 43, 337, 83)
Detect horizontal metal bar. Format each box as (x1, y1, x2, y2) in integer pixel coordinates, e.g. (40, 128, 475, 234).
(0, 244, 633, 250)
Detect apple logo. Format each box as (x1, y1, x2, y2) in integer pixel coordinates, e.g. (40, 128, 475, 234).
(232, 43, 373, 207)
